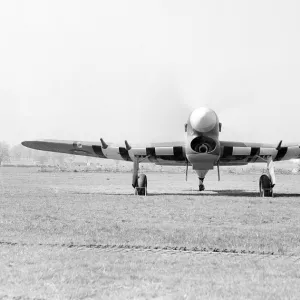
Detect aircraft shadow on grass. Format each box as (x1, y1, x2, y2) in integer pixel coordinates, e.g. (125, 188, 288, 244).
(100, 190, 300, 198)
(150, 190, 300, 197)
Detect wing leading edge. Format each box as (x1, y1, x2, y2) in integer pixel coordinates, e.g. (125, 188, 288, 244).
(22, 139, 300, 167)
(21, 140, 187, 166)
(219, 141, 300, 165)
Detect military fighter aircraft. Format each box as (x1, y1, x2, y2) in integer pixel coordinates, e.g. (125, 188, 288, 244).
(22, 107, 298, 197)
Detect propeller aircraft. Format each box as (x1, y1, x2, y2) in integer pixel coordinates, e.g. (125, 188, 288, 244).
(22, 107, 299, 197)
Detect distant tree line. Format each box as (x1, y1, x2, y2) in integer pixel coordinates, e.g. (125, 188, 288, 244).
(0, 141, 71, 166)
(0, 141, 10, 165)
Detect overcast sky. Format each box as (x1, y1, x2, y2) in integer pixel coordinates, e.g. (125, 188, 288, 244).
(1, 0, 300, 145)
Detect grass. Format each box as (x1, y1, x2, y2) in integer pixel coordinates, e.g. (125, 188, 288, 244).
(1, 245, 300, 299)
(1, 167, 300, 299)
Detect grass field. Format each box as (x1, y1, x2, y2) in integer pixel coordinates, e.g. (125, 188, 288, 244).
(1, 167, 300, 299)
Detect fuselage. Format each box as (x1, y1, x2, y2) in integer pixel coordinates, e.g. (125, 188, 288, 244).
(185, 107, 221, 171)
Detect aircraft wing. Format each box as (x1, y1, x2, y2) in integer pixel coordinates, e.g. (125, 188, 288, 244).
(22, 139, 300, 167)
(21, 139, 187, 166)
(219, 141, 300, 165)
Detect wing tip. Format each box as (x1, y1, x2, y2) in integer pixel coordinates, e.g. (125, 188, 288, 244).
(21, 141, 31, 148)
(21, 140, 42, 149)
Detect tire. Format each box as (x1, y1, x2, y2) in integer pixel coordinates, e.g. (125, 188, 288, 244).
(199, 184, 205, 191)
(137, 174, 147, 196)
(259, 174, 273, 197)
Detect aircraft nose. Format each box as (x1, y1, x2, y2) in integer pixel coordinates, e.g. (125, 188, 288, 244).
(190, 107, 217, 132)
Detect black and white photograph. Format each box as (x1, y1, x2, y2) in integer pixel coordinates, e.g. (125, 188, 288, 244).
(1, 0, 300, 299)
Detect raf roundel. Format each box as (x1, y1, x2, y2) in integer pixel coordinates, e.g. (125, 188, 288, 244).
(73, 141, 83, 148)
(189, 107, 217, 132)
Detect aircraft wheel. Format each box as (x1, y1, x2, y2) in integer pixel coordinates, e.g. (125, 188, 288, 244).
(137, 174, 147, 196)
(259, 174, 273, 197)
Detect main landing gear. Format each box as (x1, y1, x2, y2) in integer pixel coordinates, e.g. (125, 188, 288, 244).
(259, 174, 274, 197)
(134, 174, 147, 196)
(132, 157, 147, 196)
(259, 157, 276, 197)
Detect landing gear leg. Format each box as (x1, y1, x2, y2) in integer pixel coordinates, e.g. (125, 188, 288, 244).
(195, 170, 209, 192)
(132, 157, 147, 196)
(259, 157, 275, 197)
(199, 178, 205, 191)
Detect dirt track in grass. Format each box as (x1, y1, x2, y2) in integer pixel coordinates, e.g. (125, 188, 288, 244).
(1, 167, 300, 299)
